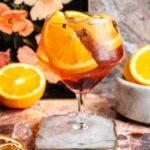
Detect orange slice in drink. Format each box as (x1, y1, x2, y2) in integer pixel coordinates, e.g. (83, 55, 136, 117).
(91, 14, 122, 51)
(49, 10, 67, 23)
(104, 18, 122, 51)
(106, 34, 122, 51)
(64, 10, 90, 21)
(129, 44, 150, 85)
(37, 39, 49, 65)
(64, 10, 90, 30)
(43, 11, 98, 74)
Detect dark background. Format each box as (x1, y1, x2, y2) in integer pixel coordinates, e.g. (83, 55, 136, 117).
(63, 0, 88, 11)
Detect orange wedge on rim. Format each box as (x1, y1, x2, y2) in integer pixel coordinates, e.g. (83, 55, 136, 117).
(43, 11, 98, 74)
(64, 10, 90, 20)
(129, 44, 150, 85)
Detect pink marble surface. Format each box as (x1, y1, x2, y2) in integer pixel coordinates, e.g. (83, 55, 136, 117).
(0, 94, 149, 149)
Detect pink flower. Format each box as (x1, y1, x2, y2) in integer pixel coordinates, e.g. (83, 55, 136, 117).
(14, 0, 72, 20)
(30, 0, 63, 20)
(17, 45, 59, 83)
(0, 3, 10, 15)
(14, 0, 37, 6)
(0, 49, 10, 68)
(35, 33, 41, 44)
(0, 3, 34, 36)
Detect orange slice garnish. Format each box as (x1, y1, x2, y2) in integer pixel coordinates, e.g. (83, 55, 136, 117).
(105, 34, 122, 51)
(90, 13, 122, 51)
(43, 11, 98, 74)
(64, 10, 90, 21)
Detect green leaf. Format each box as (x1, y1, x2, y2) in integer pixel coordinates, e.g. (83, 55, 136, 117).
(34, 24, 42, 33)
(3, 0, 9, 2)
(22, 38, 34, 47)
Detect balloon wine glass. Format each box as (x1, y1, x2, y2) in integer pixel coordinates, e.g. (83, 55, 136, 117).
(37, 10, 125, 148)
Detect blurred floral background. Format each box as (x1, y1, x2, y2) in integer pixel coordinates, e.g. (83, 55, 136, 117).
(0, 0, 88, 98)
(0, 0, 73, 63)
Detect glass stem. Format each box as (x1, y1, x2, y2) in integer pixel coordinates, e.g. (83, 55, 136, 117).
(77, 93, 83, 113)
(73, 93, 88, 130)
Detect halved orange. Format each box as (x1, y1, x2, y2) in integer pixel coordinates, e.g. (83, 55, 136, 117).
(123, 58, 138, 83)
(129, 44, 150, 85)
(0, 134, 25, 150)
(0, 63, 46, 108)
(43, 11, 98, 74)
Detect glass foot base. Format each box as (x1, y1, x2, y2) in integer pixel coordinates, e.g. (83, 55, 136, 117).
(35, 114, 118, 150)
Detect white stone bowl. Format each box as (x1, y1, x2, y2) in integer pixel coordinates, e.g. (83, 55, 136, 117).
(115, 77, 150, 124)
